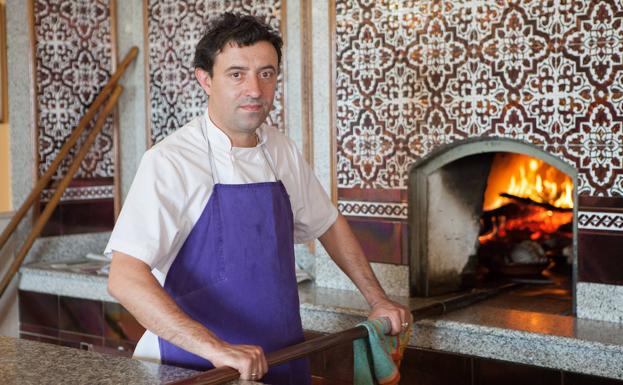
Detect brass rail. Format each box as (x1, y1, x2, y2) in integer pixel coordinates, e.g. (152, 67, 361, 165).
(0, 47, 138, 298)
(169, 283, 518, 385)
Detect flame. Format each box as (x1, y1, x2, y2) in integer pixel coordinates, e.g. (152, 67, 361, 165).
(483, 154, 574, 211)
(479, 153, 574, 245)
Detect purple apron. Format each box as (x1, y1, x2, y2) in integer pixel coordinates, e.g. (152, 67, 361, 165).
(158, 130, 310, 385)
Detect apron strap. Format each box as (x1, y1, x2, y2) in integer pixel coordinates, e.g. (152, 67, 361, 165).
(206, 135, 220, 185)
(259, 142, 279, 182)
(202, 116, 220, 185)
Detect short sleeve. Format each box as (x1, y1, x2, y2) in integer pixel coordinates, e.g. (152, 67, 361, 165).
(104, 149, 186, 269)
(286, 145, 339, 243)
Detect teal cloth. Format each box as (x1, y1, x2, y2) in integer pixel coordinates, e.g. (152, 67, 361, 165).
(353, 318, 402, 385)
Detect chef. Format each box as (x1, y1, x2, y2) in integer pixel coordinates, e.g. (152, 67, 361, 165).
(106, 12, 412, 384)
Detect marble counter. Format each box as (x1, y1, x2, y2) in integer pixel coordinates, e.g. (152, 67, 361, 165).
(18, 262, 623, 380)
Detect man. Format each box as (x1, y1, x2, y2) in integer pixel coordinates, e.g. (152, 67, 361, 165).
(106, 13, 412, 384)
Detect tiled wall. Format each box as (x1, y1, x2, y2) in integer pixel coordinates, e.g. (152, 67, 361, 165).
(28, 1, 287, 235)
(145, 0, 284, 145)
(334, 0, 623, 282)
(578, 196, 623, 285)
(31, 0, 117, 236)
(18, 290, 144, 356)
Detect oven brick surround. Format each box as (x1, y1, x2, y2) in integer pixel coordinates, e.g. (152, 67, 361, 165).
(334, 0, 623, 318)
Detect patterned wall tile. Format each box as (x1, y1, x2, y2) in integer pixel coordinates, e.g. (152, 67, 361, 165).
(336, 0, 623, 268)
(335, 0, 623, 197)
(33, 0, 115, 181)
(32, 0, 117, 235)
(146, 0, 284, 145)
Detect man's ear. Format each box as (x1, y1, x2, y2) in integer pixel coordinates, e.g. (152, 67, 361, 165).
(195, 68, 212, 96)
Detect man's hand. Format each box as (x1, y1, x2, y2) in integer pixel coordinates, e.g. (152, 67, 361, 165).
(319, 215, 413, 336)
(108, 252, 269, 380)
(368, 297, 413, 336)
(207, 342, 268, 381)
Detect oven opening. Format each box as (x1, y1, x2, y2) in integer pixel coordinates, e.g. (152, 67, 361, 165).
(476, 153, 573, 285)
(409, 141, 577, 315)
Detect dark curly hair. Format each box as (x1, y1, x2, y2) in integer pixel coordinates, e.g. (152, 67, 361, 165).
(193, 12, 283, 76)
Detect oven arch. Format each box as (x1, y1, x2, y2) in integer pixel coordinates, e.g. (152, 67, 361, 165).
(408, 137, 578, 312)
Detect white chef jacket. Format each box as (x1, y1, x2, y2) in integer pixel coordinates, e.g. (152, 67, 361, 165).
(104, 111, 338, 362)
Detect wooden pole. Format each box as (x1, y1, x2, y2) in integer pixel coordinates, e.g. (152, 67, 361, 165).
(0, 86, 123, 298)
(168, 283, 518, 385)
(0, 47, 137, 256)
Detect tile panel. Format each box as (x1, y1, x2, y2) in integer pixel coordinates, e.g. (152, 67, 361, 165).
(145, 0, 285, 144)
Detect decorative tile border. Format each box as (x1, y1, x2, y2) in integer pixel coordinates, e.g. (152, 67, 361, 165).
(578, 211, 623, 232)
(40, 185, 115, 203)
(145, 0, 285, 145)
(337, 200, 407, 220)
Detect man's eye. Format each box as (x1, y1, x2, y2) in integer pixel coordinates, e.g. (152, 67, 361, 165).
(231, 72, 241, 79)
(260, 71, 274, 79)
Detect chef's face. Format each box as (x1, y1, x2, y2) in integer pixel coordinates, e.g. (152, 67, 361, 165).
(196, 41, 278, 137)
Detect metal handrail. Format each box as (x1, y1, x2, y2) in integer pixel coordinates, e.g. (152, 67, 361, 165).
(0, 47, 138, 298)
(169, 283, 518, 385)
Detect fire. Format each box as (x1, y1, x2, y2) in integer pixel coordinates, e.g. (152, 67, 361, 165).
(483, 154, 574, 211)
(479, 153, 574, 246)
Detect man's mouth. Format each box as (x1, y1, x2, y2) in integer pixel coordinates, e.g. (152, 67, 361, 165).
(239, 104, 263, 112)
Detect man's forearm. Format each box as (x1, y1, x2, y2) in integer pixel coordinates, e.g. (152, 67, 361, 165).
(319, 213, 413, 335)
(107, 252, 222, 359)
(318, 214, 389, 306)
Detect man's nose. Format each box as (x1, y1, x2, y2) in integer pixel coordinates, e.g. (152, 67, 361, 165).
(244, 75, 261, 98)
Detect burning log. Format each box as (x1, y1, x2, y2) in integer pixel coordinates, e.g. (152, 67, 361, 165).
(478, 192, 573, 278)
(480, 194, 573, 241)
(499, 193, 572, 213)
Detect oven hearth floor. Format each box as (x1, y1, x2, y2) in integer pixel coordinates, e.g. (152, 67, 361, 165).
(476, 283, 573, 315)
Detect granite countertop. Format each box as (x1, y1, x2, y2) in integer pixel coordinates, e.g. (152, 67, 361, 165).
(414, 303, 623, 379)
(0, 336, 196, 385)
(18, 261, 623, 380)
(0, 336, 271, 385)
